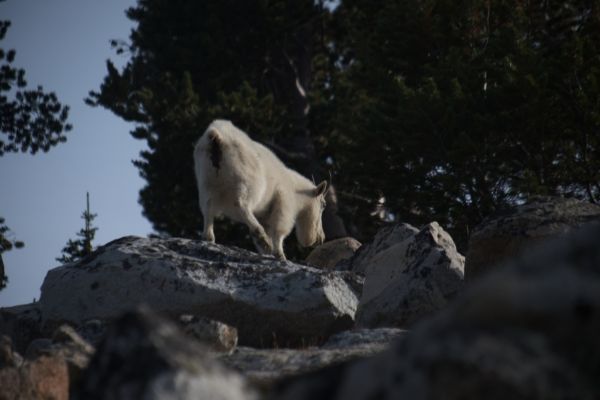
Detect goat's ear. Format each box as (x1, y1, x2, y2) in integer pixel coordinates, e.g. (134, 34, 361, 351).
(315, 181, 328, 197)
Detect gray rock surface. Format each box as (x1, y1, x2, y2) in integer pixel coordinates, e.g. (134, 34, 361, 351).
(356, 222, 464, 328)
(466, 196, 600, 280)
(74, 319, 107, 347)
(220, 328, 403, 389)
(275, 223, 600, 400)
(305, 237, 362, 270)
(179, 314, 238, 353)
(0, 335, 23, 369)
(0, 336, 69, 400)
(25, 325, 95, 387)
(75, 308, 255, 400)
(321, 328, 406, 350)
(0, 303, 43, 354)
(347, 223, 419, 274)
(39, 236, 358, 347)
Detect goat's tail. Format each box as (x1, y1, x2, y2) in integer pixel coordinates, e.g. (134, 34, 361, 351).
(207, 128, 222, 171)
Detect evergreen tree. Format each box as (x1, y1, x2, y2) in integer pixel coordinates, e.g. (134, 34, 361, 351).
(0, 14, 71, 288)
(0, 216, 24, 289)
(328, 0, 600, 248)
(0, 20, 72, 155)
(56, 193, 98, 264)
(88, 0, 345, 254)
(90, 0, 600, 251)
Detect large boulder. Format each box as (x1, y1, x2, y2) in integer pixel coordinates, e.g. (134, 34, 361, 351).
(0, 303, 43, 354)
(466, 196, 600, 280)
(25, 325, 95, 388)
(0, 336, 69, 400)
(356, 222, 465, 328)
(74, 308, 255, 400)
(346, 223, 419, 274)
(275, 223, 600, 400)
(39, 236, 358, 347)
(305, 237, 362, 270)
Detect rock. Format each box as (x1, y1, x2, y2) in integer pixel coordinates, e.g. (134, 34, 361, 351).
(0, 303, 43, 354)
(275, 223, 600, 400)
(23, 355, 70, 400)
(0, 337, 69, 400)
(52, 325, 95, 384)
(305, 237, 362, 269)
(52, 325, 94, 352)
(75, 307, 255, 400)
(75, 319, 107, 347)
(0, 335, 22, 368)
(24, 338, 53, 359)
(356, 222, 465, 328)
(321, 328, 406, 350)
(220, 329, 401, 389)
(39, 236, 358, 347)
(179, 314, 238, 353)
(347, 223, 419, 273)
(24, 325, 95, 388)
(466, 196, 600, 281)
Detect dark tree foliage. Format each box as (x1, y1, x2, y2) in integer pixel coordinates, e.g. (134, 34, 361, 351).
(0, 216, 24, 289)
(0, 216, 23, 254)
(0, 15, 72, 289)
(92, 0, 600, 251)
(0, 20, 72, 155)
(88, 0, 342, 253)
(56, 193, 98, 264)
(329, 0, 600, 248)
(0, 255, 5, 290)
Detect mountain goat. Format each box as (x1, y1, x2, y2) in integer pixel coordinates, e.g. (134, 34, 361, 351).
(193, 120, 328, 260)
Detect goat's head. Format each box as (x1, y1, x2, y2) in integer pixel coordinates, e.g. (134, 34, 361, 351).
(296, 181, 328, 247)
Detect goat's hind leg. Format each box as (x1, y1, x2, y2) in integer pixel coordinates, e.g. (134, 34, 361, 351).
(200, 198, 216, 243)
(237, 205, 272, 254)
(271, 234, 286, 261)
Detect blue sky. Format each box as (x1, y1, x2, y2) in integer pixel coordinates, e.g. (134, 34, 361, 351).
(0, 0, 153, 306)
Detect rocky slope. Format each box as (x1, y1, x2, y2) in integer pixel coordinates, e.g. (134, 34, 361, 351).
(1, 196, 599, 399)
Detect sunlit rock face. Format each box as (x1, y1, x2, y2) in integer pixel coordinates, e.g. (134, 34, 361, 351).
(354, 222, 465, 328)
(305, 237, 362, 270)
(39, 236, 359, 347)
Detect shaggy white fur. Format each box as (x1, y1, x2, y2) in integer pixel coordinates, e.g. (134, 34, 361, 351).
(194, 120, 327, 260)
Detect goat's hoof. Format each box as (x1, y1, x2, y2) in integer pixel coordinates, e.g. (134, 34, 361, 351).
(259, 241, 273, 255)
(201, 234, 215, 243)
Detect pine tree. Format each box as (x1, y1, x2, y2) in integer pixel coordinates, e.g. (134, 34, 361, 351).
(56, 193, 98, 264)
(328, 0, 600, 249)
(89, 0, 600, 251)
(0, 216, 24, 289)
(0, 15, 71, 289)
(0, 20, 72, 155)
(88, 0, 346, 254)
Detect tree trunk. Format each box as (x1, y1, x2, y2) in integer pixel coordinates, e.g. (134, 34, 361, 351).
(280, 20, 347, 240)
(0, 253, 6, 289)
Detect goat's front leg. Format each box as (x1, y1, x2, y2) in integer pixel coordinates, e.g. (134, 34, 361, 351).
(271, 234, 286, 261)
(237, 205, 272, 254)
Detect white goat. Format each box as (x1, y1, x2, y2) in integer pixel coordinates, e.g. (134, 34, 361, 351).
(193, 120, 327, 260)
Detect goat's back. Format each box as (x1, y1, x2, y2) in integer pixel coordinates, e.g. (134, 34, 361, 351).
(193, 120, 287, 213)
